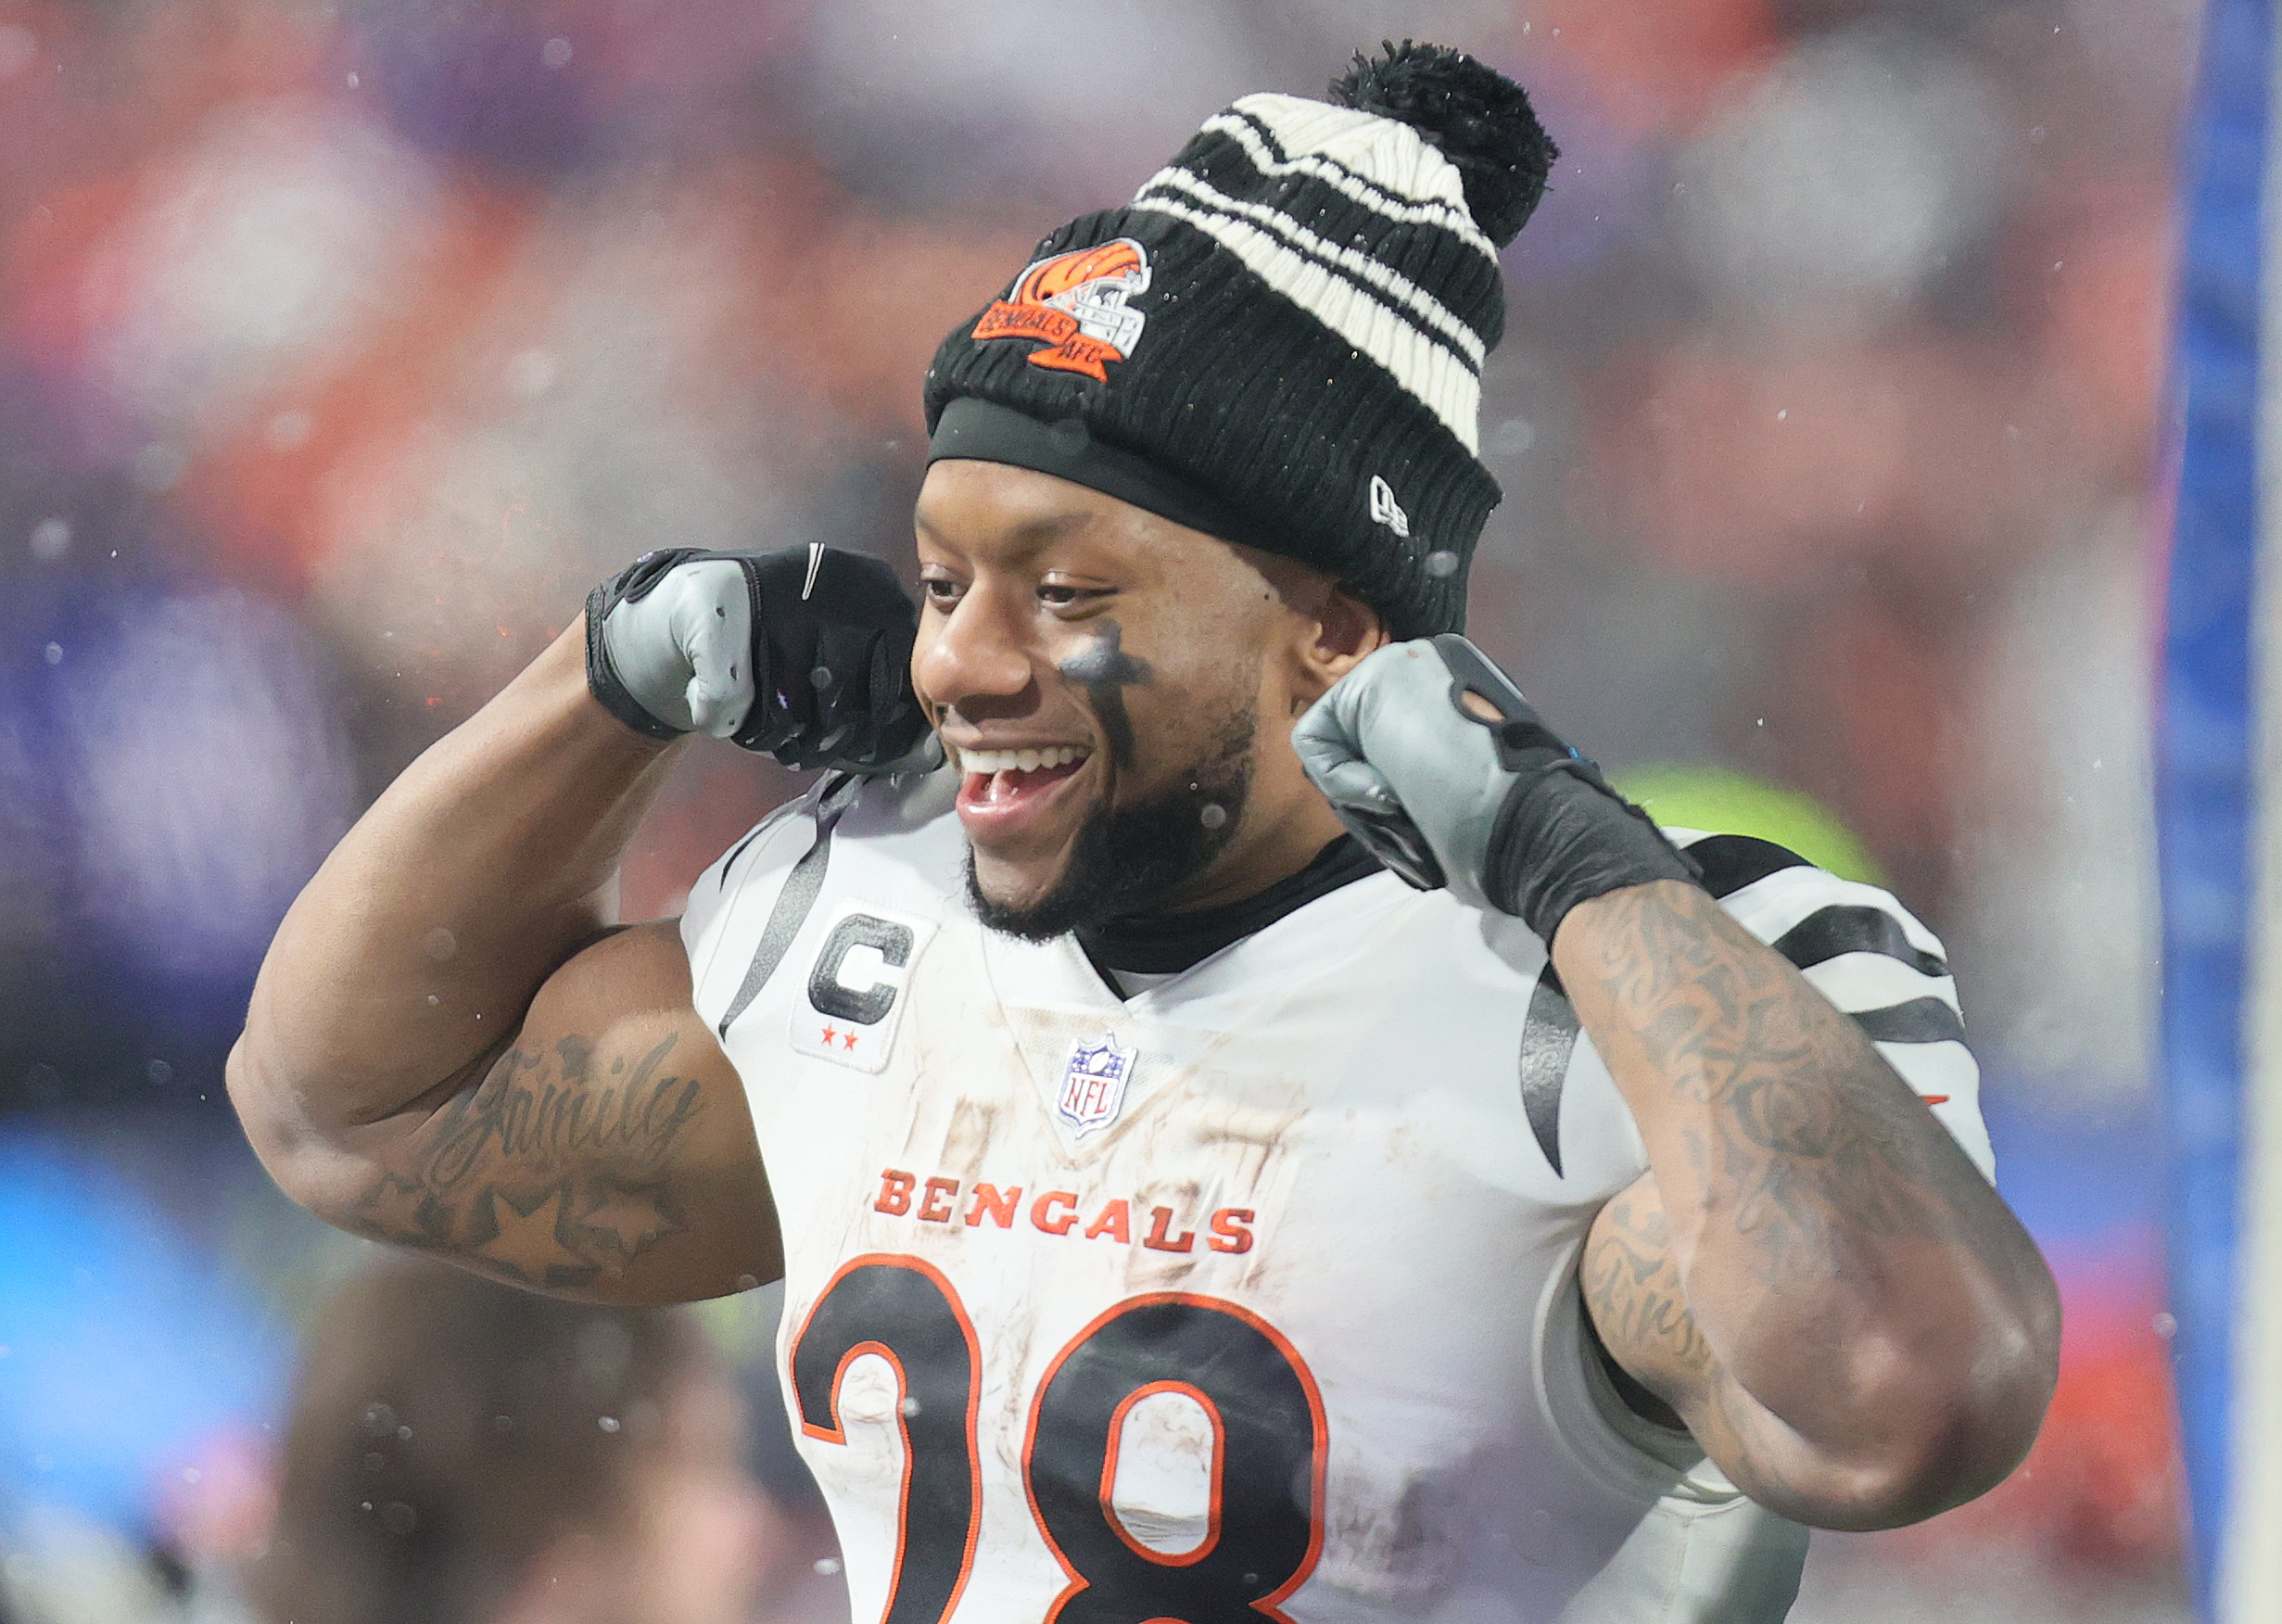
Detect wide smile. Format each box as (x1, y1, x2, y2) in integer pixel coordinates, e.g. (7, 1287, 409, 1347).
(952, 743, 1097, 844)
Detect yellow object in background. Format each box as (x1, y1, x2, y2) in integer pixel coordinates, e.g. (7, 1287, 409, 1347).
(1610, 765, 1885, 888)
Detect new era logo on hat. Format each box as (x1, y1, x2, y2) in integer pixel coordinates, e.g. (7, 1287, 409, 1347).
(1370, 475, 1412, 537)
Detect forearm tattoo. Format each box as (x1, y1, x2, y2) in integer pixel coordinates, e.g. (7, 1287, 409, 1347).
(1566, 883, 1990, 1285)
(349, 1032, 704, 1289)
(1584, 1179, 1709, 1402)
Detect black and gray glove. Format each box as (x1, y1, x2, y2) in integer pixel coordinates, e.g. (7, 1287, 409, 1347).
(585, 544, 934, 773)
(1293, 635, 1699, 942)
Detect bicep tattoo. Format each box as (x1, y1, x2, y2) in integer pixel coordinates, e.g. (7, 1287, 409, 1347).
(348, 1031, 706, 1289)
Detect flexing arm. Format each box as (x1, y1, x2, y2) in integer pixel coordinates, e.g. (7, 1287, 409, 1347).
(228, 626, 777, 1300)
(232, 546, 927, 1300)
(1563, 882, 2058, 1527)
(1295, 637, 2060, 1529)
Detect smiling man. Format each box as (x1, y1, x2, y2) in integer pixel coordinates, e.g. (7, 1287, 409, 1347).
(232, 43, 2059, 1624)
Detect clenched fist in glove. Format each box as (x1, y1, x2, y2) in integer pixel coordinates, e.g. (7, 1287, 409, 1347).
(1293, 635, 1699, 943)
(585, 543, 934, 773)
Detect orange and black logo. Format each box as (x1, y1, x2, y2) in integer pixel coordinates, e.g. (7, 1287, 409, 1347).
(971, 238, 1152, 383)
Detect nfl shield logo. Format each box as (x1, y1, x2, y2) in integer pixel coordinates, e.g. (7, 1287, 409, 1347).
(1056, 1036, 1136, 1138)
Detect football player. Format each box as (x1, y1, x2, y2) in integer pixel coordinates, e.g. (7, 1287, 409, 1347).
(232, 43, 2058, 1623)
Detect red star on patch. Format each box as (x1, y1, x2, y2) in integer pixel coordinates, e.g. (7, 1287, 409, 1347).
(821, 1024, 838, 1046)
(840, 1028, 858, 1049)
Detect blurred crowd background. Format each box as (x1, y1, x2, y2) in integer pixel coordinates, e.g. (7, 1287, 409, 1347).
(0, 0, 2197, 1618)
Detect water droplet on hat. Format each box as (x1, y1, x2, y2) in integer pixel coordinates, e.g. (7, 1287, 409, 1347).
(1199, 803, 1227, 829)
(811, 666, 833, 688)
(1425, 551, 1460, 577)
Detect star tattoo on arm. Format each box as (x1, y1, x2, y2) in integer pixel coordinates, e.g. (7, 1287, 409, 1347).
(347, 1032, 702, 1290)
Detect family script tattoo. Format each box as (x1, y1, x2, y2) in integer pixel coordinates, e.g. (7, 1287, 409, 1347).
(348, 1031, 704, 1289)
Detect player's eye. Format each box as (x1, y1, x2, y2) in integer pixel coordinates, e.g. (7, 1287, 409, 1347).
(1037, 579, 1110, 611)
(920, 576, 967, 609)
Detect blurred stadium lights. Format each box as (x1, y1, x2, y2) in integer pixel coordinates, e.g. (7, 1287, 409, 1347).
(1673, 29, 2011, 327)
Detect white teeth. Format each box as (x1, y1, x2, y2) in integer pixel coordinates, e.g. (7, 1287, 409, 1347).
(958, 745, 1086, 775)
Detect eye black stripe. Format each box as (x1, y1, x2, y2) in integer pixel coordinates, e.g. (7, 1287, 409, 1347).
(1773, 905, 1949, 980)
(1849, 997, 1968, 1047)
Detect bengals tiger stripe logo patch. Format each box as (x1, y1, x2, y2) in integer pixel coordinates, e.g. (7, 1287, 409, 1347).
(971, 238, 1152, 383)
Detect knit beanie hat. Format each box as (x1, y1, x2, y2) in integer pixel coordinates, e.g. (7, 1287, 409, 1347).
(921, 43, 1556, 639)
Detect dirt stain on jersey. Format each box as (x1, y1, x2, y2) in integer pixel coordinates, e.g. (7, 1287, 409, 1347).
(936, 1096, 1005, 1179)
(1319, 1471, 1461, 1608)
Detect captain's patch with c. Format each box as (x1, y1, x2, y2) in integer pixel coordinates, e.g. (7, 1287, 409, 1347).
(792, 900, 936, 1072)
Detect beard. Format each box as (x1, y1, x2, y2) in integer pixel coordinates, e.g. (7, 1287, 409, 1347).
(966, 706, 1256, 942)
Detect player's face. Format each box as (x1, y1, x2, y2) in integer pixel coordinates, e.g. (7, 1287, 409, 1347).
(913, 460, 1367, 927)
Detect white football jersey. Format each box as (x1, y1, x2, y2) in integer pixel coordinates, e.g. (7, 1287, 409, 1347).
(681, 768, 1994, 1624)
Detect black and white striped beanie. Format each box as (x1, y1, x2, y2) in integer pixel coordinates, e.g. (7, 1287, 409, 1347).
(922, 43, 1556, 639)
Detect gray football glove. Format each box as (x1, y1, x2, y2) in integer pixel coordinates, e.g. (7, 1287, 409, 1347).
(585, 544, 935, 774)
(1293, 635, 1698, 940)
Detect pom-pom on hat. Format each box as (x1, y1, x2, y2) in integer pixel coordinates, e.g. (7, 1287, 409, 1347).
(923, 41, 1556, 639)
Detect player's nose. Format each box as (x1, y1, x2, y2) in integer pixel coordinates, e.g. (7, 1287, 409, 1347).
(913, 583, 1037, 716)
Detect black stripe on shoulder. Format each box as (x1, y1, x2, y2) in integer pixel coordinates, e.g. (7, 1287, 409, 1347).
(716, 801, 846, 1038)
(1681, 834, 1811, 899)
(716, 801, 802, 891)
(1518, 964, 1578, 1177)
(1773, 905, 1948, 979)
(1850, 997, 1967, 1046)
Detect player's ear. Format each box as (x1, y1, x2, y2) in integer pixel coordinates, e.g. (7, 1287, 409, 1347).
(1284, 584, 1386, 712)
(1237, 547, 1388, 708)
